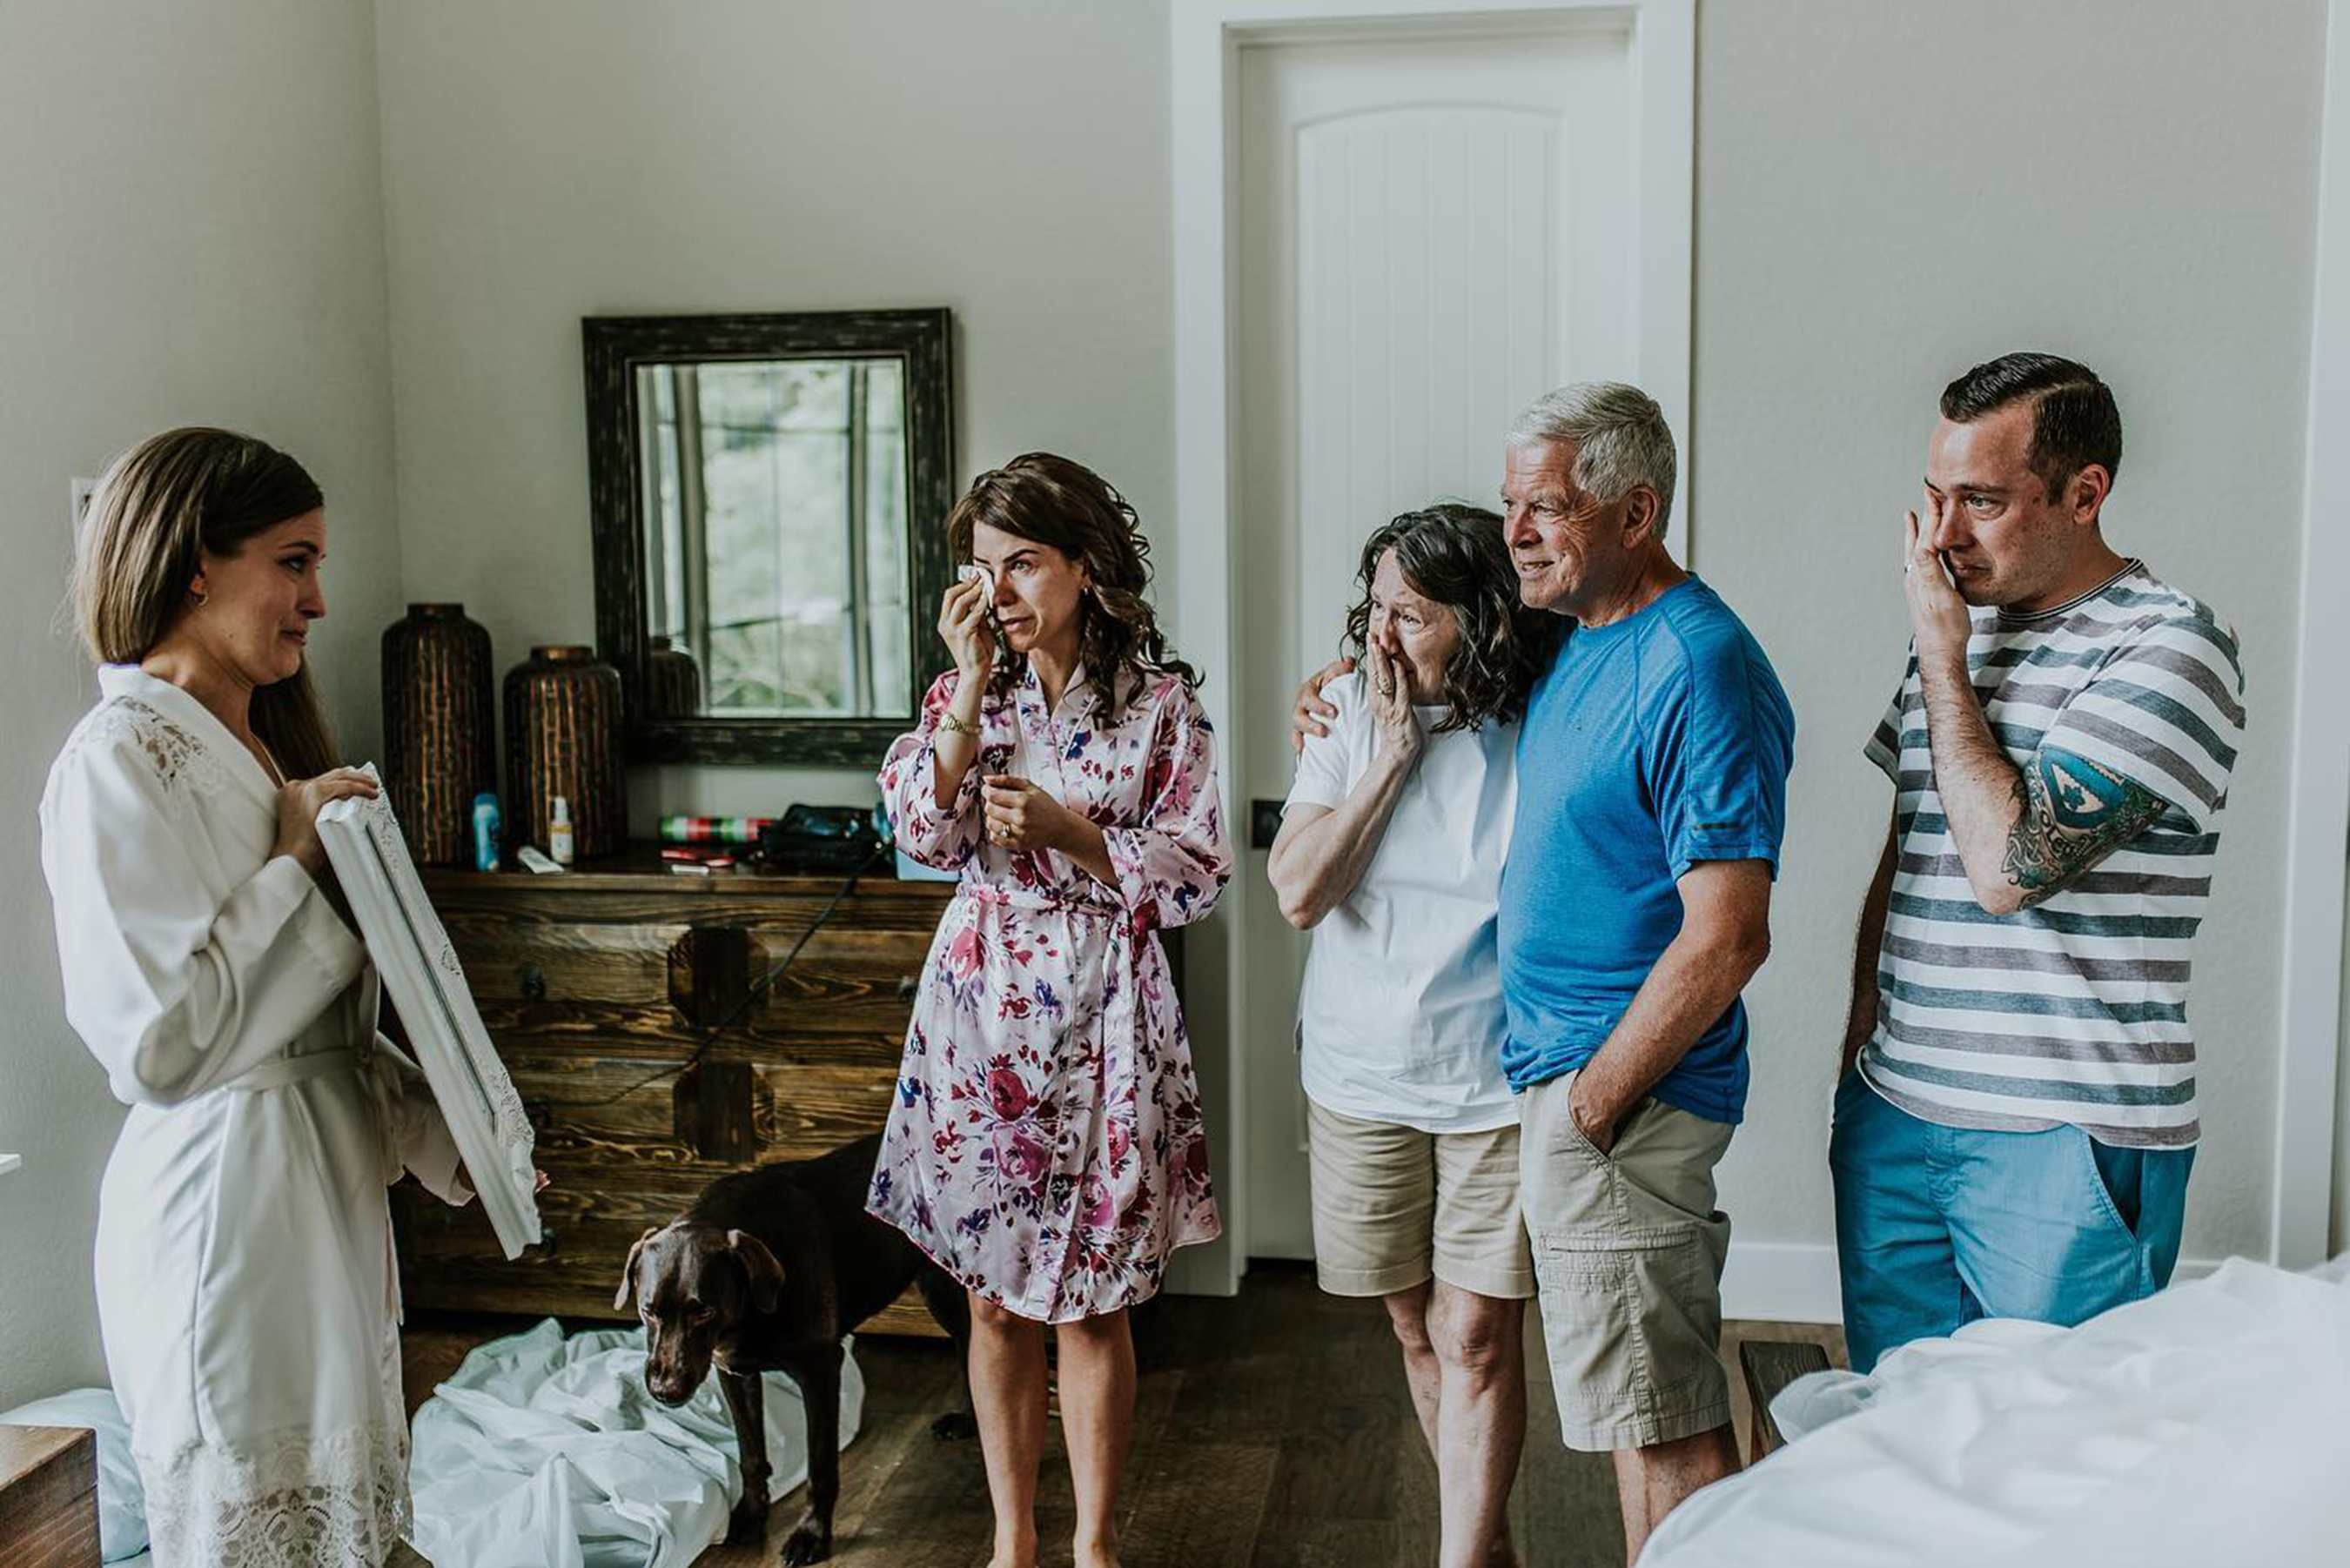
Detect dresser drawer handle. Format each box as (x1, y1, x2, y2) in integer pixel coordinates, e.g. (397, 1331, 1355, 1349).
(520, 966, 547, 1001)
(530, 1225, 558, 1256)
(524, 1097, 554, 1130)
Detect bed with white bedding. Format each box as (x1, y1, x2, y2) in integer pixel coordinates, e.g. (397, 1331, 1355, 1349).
(1643, 1257, 2350, 1567)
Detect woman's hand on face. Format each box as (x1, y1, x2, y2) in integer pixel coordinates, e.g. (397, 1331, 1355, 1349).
(272, 768, 380, 875)
(1366, 641, 1423, 766)
(981, 774, 1073, 854)
(939, 577, 995, 685)
(1288, 656, 1356, 756)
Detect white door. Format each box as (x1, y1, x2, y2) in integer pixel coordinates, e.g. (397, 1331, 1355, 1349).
(1233, 17, 1644, 1258)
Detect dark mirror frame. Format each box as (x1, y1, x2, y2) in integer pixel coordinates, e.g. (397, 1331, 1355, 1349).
(584, 308, 955, 767)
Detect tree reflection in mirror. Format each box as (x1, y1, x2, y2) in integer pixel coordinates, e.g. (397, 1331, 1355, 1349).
(636, 356, 911, 719)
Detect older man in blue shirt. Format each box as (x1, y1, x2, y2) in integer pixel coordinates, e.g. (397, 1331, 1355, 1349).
(1499, 383, 1793, 1560)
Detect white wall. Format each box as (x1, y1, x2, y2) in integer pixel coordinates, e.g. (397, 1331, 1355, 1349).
(0, 0, 2327, 1410)
(370, 0, 2331, 1308)
(371, 0, 1180, 824)
(0, 0, 402, 1406)
(1693, 0, 2327, 1289)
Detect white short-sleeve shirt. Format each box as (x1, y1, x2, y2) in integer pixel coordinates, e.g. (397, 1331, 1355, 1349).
(1285, 671, 1518, 1132)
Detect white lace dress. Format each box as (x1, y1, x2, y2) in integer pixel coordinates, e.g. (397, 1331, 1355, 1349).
(39, 666, 472, 1568)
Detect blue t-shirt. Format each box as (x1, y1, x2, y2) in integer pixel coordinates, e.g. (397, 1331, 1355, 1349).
(1498, 577, 1795, 1122)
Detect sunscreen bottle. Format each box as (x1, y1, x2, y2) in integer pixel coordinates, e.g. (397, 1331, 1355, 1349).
(548, 795, 574, 867)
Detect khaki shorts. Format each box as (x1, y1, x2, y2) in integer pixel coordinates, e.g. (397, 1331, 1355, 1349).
(1306, 1099, 1534, 1301)
(1521, 1069, 1734, 1451)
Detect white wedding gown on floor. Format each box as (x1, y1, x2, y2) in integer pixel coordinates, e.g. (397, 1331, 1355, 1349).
(42, 667, 471, 1568)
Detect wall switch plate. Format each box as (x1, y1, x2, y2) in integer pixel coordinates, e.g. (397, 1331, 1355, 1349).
(70, 476, 96, 533)
(1249, 798, 1286, 850)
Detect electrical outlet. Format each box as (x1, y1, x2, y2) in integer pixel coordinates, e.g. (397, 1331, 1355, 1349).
(70, 476, 96, 533)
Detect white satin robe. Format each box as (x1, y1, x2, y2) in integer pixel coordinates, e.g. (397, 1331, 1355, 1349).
(39, 666, 472, 1568)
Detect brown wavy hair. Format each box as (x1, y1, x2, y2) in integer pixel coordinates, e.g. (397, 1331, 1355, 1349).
(1340, 502, 1560, 733)
(72, 427, 340, 777)
(945, 452, 1197, 720)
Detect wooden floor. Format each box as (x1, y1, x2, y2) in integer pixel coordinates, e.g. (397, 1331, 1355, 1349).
(402, 1266, 1843, 1568)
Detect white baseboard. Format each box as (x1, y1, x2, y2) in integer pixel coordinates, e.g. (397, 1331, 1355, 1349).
(1720, 1240, 2228, 1326)
(1720, 1242, 1843, 1325)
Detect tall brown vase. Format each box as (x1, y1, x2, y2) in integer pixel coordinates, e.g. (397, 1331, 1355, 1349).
(503, 645, 628, 858)
(381, 604, 495, 866)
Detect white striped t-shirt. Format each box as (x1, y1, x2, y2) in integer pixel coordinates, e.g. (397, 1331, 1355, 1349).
(1859, 561, 2246, 1149)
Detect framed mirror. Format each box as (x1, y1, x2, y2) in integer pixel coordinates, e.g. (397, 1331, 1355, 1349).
(585, 309, 954, 765)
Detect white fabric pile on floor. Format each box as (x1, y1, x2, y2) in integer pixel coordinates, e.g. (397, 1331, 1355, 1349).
(407, 1319, 863, 1568)
(1644, 1256, 2350, 1567)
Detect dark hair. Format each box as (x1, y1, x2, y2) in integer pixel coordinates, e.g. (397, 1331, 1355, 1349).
(1939, 352, 2124, 503)
(74, 427, 339, 776)
(945, 452, 1197, 720)
(1340, 503, 1560, 733)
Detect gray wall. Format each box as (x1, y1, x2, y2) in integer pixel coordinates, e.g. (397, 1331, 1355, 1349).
(373, 0, 2327, 1291)
(371, 0, 1178, 823)
(0, 0, 2332, 1402)
(0, 0, 402, 1409)
(1693, 0, 2325, 1266)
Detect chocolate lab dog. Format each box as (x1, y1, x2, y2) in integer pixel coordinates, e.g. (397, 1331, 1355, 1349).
(615, 1131, 974, 1565)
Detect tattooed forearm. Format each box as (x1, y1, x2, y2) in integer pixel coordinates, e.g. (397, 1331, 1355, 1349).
(2000, 747, 2168, 902)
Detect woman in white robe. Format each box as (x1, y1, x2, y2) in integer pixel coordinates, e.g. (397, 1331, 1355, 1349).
(40, 427, 473, 1568)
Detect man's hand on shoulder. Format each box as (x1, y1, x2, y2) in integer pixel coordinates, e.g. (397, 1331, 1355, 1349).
(1289, 656, 1355, 757)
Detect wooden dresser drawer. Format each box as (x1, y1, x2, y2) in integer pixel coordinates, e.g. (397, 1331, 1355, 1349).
(392, 860, 955, 1337)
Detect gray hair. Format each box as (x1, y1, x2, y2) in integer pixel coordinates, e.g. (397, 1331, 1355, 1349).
(1508, 381, 1677, 528)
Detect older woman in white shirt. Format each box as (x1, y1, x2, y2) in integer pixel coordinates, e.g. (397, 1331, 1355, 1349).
(1269, 503, 1558, 1568)
(41, 427, 474, 1568)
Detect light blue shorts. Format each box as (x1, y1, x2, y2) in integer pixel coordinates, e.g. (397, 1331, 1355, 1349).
(1829, 1069, 2192, 1374)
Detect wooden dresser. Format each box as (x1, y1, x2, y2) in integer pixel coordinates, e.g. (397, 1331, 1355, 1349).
(0, 1426, 99, 1568)
(390, 851, 956, 1337)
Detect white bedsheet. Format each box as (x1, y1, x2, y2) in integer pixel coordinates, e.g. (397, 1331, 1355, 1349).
(406, 1318, 863, 1568)
(1644, 1257, 2350, 1567)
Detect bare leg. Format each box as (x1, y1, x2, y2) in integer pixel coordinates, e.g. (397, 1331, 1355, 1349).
(1055, 1309, 1136, 1568)
(967, 1290, 1049, 1568)
(1425, 1282, 1526, 1568)
(1380, 1282, 1442, 1455)
(1611, 1423, 1740, 1564)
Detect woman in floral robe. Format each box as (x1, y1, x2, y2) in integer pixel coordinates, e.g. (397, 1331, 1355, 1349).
(870, 452, 1229, 1568)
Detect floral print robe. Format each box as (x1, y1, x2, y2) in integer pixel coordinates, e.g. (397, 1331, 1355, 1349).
(869, 663, 1230, 1322)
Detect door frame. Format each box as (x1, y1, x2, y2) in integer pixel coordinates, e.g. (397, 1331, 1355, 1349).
(2285, 0, 2350, 1267)
(1167, 0, 1695, 1291)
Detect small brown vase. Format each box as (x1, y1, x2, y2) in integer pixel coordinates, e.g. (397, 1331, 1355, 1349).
(381, 604, 495, 866)
(644, 634, 704, 719)
(502, 645, 627, 858)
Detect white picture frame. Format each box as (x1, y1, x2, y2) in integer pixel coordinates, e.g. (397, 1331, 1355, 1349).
(319, 766, 542, 1258)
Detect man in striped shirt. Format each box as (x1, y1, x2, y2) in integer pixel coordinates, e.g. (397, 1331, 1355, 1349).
(1830, 352, 2246, 1372)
